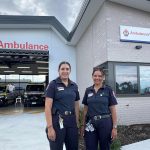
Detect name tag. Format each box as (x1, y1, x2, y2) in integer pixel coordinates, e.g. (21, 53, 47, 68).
(88, 93, 93, 97)
(57, 87, 64, 91)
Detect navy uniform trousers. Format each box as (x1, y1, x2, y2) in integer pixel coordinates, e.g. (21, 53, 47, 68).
(84, 117, 112, 150)
(46, 115, 78, 150)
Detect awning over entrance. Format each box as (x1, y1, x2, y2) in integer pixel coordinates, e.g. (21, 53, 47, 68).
(0, 49, 49, 75)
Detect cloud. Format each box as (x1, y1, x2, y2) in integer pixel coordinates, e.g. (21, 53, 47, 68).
(0, 0, 84, 31)
(13, 0, 47, 16)
(0, 0, 21, 15)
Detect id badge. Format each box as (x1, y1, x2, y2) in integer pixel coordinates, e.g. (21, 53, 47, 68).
(89, 124, 95, 132)
(85, 122, 90, 132)
(59, 116, 64, 129)
(85, 122, 94, 132)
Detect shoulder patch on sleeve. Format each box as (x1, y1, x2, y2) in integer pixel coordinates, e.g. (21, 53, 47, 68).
(112, 91, 116, 98)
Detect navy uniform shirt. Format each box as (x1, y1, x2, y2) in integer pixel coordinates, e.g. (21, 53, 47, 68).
(45, 77, 80, 113)
(82, 85, 117, 117)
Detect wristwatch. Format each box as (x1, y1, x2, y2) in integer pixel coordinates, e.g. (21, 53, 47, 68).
(113, 125, 117, 129)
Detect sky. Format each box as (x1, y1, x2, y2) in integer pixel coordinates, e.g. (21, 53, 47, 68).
(0, 0, 84, 31)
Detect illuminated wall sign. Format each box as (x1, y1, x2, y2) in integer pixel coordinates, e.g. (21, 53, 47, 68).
(120, 25, 150, 43)
(0, 40, 49, 51)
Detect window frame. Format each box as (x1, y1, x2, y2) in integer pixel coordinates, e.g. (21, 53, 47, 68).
(99, 61, 150, 97)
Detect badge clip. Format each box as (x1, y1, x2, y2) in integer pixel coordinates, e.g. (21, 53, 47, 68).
(59, 116, 64, 129)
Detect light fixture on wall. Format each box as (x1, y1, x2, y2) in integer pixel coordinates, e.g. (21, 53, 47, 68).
(135, 45, 142, 49)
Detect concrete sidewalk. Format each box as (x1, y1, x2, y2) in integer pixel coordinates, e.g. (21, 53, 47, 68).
(0, 111, 49, 150)
(0, 107, 149, 150)
(121, 139, 150, 150)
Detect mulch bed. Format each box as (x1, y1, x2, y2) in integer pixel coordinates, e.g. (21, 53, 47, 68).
(118, 124, 150, 146)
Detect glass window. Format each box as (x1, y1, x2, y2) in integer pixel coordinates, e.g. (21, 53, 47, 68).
(20, 75, 32, 83)
(6, 74, 19, 82)
(116, 65, 138, 94)
(140, 66, 150, 95)
(20, 75, 46, 83)
(32, 75, 46, 83)
(0, 75, 5, 82)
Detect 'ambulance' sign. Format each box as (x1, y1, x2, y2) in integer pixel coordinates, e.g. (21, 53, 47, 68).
(120, 25, 150, 43)
(0, 40, 49, 51)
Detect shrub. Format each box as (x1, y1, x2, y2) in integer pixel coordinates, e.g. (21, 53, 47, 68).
(111, 138, 121, 150)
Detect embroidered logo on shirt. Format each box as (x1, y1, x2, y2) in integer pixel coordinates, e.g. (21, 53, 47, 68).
(88, 93, 93, 97)
(57, 87, 64, 91)
(100, 92, 104, 96)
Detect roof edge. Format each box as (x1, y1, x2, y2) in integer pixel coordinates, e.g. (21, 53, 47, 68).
(0, 15, 69, 42)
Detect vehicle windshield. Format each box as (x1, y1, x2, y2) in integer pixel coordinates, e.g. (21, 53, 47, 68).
(26, 85, 44, 92)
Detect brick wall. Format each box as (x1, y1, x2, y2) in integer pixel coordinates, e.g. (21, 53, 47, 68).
(76, 1, 150, 125)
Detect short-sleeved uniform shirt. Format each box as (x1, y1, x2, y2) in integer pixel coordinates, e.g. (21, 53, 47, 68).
(45, 77, 80, 113)
(82, 85, 117, 117)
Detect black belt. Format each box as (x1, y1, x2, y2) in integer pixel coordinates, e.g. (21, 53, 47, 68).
(92, 114, 111, 120)
(52, 107, 74, 116)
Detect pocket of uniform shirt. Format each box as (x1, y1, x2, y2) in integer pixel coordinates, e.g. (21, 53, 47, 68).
(100, 92, 109, 97)
(55, 90, 64, 99)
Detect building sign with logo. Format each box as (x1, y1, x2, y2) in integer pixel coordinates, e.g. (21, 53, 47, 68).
(120, 25, 150, 43)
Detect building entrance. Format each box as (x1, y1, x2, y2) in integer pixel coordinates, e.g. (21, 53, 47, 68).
(0, 49, 49, 107)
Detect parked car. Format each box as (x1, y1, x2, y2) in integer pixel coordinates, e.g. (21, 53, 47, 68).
(0, 85, 16, 106)
(23, 83, 45, 107)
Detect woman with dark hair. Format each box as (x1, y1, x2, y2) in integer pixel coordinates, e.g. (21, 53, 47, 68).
(45, 61, 80, 150)
(81, 67, 118, 150)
